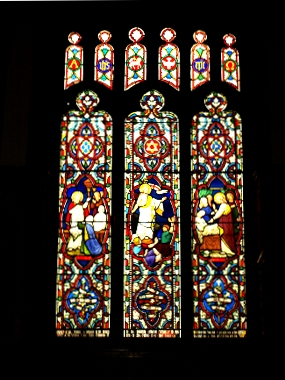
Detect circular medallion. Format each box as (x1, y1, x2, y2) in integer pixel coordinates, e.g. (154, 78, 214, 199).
(127, 55, 144, 71)
(192, 58, 208, 73)
(97, 58, 112, 73)
(161, 56, 177, 71)
(67, 57, 82, 70)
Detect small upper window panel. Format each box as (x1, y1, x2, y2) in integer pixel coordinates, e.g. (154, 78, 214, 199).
(64, 32, 83, 90)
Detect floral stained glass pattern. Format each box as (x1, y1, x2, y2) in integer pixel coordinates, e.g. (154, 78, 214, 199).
(95, 30, 114, 90)
(124, 27, 146, 91)
(191, 92, 246, 338)
(158, 28, 180, 91)
(221, 34, 240, 91)
(56, 90, 112, 338)
(64, 32, 83, 90)
(124, 90, 181, 338)
(190, 30, 210, 91)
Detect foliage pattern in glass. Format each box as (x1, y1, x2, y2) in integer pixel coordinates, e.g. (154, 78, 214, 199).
(124, 90, 181, 338)
(124, 28, 146, 91)
(56, 90, 112, 337)
(190, 30, 210, 91)
(158, 28, 180, 91)
(64, 32, 83, 90)
(191, 92, 246, 338)
(221, 34, 240, 91)
(95, 30, 114, 90)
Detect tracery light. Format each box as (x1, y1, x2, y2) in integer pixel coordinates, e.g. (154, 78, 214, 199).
(158, 28, 180, 90)
(64, 32, 83, 90)
(190, 30, 210, 91)
(124, 27, 146, 91)
(221, 33, 240, 91)
(95, 30, 114, 90)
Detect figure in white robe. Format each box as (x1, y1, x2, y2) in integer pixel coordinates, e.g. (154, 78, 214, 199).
(66, 191, 87, 255)
(131, 183, 167, 241)
(93, 205, 107, 243)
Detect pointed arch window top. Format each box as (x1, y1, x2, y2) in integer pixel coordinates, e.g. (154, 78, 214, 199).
(129, 27, 145, 43)
(204, 92, 228, 113)
(160, 28, 176, 43)
(68, 31, 82, 45)
(98, 30, 112, 44)
(75, 90, 100, 114)
(193, 30, 207, 44)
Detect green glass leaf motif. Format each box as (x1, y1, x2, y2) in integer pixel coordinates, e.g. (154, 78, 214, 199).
(101, 48, 109, 56)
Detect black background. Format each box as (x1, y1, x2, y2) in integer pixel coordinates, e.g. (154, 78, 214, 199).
(1, 1, 278, 373)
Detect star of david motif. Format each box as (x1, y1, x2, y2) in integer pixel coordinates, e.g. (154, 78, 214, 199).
(144, 139, 161, 155)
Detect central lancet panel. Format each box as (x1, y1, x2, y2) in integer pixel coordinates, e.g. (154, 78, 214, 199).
(124, 90, 181, 338)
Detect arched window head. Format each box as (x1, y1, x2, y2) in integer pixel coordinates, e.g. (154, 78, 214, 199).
(124, 27, 146, 90)
(64, 32, 83, 90)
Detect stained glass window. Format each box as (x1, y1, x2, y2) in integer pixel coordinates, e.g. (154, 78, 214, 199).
(64, 32, 83, 90)
(158, 28, 180, 91)
(95, 30, 114, 90)
(124, 27, 146, 91)
(221, 34, 240, 91)
(190, 30, 210, 91)
(124, 90, 181, 338)
(56, 90, 112, 338)
(191, 92, 246, 338)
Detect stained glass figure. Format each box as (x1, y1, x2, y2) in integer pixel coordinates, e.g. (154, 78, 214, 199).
(190, 30, 210, 91)
(56, 90, 112, 338)
(64, 32, 83, 90)
(95, 30, 114, 90)
(191, 92, 246, 338)
(124, 90, 181, 338)
(158, 28, 180, 91)
(221, 34, 240, 91)
(124, 27, 146, 91)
